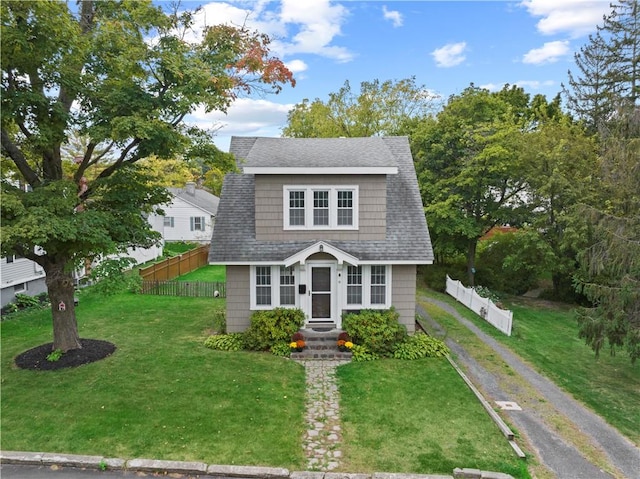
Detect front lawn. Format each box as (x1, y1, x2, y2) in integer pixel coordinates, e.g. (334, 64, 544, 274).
(1, 288, 527, 476)
(0, 292, 306, 468)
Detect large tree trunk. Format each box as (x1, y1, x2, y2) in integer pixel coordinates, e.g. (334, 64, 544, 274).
(467, 239, 478, 287)
(44, 260, 82, 352)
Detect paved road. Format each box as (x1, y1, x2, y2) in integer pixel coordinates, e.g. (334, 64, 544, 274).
(0, 463, 202, 478)
(417, 297, 640, 479)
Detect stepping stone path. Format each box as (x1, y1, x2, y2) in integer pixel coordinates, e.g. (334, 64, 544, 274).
(299, 359, 350, 471)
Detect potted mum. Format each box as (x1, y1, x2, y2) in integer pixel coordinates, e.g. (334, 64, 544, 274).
(337, 332, 354, 352)
(290, 332, 306, 352)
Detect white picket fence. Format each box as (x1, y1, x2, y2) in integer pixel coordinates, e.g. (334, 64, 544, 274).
(445, 275, 513, 336)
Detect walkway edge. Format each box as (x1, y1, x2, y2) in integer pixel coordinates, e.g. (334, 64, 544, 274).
(0, 451, 515, 479)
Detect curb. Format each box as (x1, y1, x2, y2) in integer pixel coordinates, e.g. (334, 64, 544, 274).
(1, 451, 514, 479)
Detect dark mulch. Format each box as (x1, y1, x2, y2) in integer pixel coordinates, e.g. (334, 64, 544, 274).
(14, 339, 116, 371)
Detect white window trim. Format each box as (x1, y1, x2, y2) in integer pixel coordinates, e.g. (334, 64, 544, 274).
(250, 265, 300, 310)
(164, 216, 175, 228)
(343, 264, 392, 309)
(283, 185, 359, 231)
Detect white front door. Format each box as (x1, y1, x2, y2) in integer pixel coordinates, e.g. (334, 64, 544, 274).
(307, 262, 336, 324)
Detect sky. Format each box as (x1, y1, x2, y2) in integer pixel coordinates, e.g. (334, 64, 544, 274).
(172, 0, 614, 152)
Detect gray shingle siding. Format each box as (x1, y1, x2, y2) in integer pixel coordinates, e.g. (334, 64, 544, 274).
(209, 136, 433, 264)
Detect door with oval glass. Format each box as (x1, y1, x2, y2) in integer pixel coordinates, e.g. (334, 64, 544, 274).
(308, 263, 336, 324)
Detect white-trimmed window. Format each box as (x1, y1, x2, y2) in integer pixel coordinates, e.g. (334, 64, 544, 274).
(284, 186, 358, 230)
(13, 282, 27, 293)
(251, 265, 299, 309)
(347, 265, 363, 305)
(279, 266, 296, 306)
(255, 266, 272, 306)
(164, 217, 175, 227)
(345, 264, 391, 308)
(190, 216, 205, 231)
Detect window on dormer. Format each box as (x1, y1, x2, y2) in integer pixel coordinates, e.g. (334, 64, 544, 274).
(284, 185, 358, 230)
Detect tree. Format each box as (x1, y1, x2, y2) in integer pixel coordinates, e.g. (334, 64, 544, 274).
(574, 107, 640, 363)
(522, 106, 599, 299)
(282, 77, 439, 138)
(1, 0, 294, 352)
(563, 0, 640, 131)
(411, 85, 532, 286)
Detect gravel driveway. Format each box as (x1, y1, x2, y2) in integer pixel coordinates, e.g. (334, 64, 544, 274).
(417, 297, 639, 479)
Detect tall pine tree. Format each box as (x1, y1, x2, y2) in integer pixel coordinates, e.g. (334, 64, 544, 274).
(564, 0, 639, 131)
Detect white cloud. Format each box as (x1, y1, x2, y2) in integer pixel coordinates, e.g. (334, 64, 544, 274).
(187, 98, 295, 151)
(382, 6, 403, 28)
(285, 59, 308, 73)
(273, 0, 353, 62)
(479, 80, 556, 92)
(522, 40, 570, 64)
(520, 0, 611, 38)
(431, 42, 467, 68)
(185, 1, 353, 62)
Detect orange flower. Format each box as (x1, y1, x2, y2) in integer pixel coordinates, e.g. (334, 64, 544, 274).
(296, 340, 305, 348)
(337, 339, 346, 346)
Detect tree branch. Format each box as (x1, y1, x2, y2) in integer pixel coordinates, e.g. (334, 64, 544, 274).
(1, 129, 41, 186)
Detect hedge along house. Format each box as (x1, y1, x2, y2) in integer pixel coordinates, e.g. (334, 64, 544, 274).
(209, 136, 433, 333)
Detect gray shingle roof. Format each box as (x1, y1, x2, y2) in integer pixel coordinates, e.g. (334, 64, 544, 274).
(209, 136, 433, 263)
(242, 137, 397, 169)
(168, 185, 219, 216)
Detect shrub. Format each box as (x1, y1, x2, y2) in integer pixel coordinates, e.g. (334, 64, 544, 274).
(243, 308, 305, 351)
(393, 332, 451, 360)
(270, 342, 292, 358)
(89, 257, 141, 295)
(342, 308, 407, 357)
(211, 308, 226, 334)
(14, 293, 41, 309)
(203, 333, 245, 351)
(350, 344, 379, 362)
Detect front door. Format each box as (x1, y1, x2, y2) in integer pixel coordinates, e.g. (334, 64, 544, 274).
(308, 263, 335, 323)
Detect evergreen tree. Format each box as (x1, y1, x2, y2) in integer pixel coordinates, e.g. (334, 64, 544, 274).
(564, 0, 639, 131)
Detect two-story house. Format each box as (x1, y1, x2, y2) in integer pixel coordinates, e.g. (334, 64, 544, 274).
(209, 136, 433, 333)
(161, 182, 220, 244)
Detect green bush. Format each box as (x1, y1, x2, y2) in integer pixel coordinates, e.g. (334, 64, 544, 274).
(203, 333, 245, 351)
(349, 344, 379, 362)
(14, 293, 42, 309)
(243, 308, 305, 351)
(342, 308, 407, 357)
(270, 342, 292, 358)
(393, 332, 451, 360)
(211, 308, 226, 334)
(89, 257, 141, 295)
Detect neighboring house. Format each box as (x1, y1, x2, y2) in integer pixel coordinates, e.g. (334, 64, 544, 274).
(209, 136, 433, 333)
(162, 182, 220, 244)
(0, 255, 47, 308)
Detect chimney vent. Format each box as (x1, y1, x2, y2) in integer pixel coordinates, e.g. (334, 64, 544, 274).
(185, 182, 196, 195)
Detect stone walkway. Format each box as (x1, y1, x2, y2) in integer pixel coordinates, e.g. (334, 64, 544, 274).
(298, 359, 350, 471)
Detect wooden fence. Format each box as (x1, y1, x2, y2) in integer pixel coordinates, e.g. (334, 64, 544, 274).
(140, 280, 226, 298)
(445, 275, 513, 336)
(139, 245, 209, 282)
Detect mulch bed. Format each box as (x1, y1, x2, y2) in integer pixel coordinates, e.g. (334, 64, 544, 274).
(14, 339, 116, 371)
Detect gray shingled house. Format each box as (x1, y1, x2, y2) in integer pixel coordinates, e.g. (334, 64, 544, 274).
(209, 136, 433, 333)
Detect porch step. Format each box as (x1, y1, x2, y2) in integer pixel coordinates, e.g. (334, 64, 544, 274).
(291, 328, 352, 361)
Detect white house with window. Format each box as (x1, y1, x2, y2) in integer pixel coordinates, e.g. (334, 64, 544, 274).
(162, 182, 219, 244)
(209, 136, 433, 333)
(0, 255, 47, 308)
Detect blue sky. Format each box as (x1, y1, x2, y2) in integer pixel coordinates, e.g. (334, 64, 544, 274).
(173, 0, 614, 151)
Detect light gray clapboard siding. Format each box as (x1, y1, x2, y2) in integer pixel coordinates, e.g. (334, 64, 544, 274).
(225, 265, 251, 332)
(0, 257, 47, 308)
(391, 264, 417, 334)
(254, 174, 387, 241)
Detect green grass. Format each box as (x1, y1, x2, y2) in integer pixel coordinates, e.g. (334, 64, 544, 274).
(0, 291, 306, 468)
(163, 241, 201, 255)
(338, 359, 529, 478)
(177, 265, 226, 282)
(418, 288, 640, 446)
(1, 287, 530, 476)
